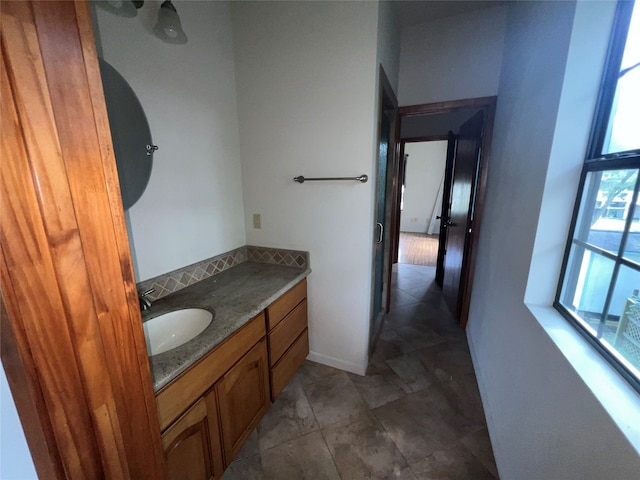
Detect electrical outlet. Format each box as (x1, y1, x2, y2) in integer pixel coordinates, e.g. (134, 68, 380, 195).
(253, 214, 261, 229)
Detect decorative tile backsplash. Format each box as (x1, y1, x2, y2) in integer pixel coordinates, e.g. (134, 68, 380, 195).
(138, 245, 309, 301)
(246, 245, 308, 268)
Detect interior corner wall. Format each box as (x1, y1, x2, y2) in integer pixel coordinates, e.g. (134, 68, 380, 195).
(377, 0, 401, 93)
(398, 5, 507, 106)
(466, 1, 640, 478)
(232, 1, 379, 375)
(400, 142, 447, 233)
(95, 1, 246, 281)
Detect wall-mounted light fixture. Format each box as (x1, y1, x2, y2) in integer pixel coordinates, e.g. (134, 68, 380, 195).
(96, 0, 144, 18)
(96, 0, 188, 46)
(153, 1, 188, 45)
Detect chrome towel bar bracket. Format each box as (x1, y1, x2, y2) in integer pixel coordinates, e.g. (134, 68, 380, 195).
(293, 174, 368, 184)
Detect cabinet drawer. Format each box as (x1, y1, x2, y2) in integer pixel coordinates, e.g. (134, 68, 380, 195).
(270, 329, 309, 400)
(268, 299, 307, 366)
(267, 279, 306, 330)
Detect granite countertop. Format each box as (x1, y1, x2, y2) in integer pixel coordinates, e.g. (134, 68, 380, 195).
(144, 261, 311, 392)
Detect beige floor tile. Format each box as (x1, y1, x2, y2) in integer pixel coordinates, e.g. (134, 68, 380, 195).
(295, 360, 343, 386)
(395, 325, 446, 349)
(303, 371, 369, 428)
(257, 378, 319, 451)
(372, 329, 417, 360)
(348, 367, 408, 409)
(410, 444, 497, 480)
(322, 412, 410, 480)
(372, 392, 458, 463)
(222, 431, 340, 480)
(386, 352, 437, 393)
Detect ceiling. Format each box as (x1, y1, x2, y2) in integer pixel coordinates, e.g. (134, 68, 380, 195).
(394, 0, 510, 27)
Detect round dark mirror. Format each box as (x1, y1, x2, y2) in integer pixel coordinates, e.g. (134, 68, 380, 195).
(99, 58, 154, 210)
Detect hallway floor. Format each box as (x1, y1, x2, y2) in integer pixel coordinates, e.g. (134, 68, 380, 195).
(222, 264, 498, 480)
(398, 232, 439, 266)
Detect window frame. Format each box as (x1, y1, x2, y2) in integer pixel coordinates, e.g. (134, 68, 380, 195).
(555, 0, 640, 393)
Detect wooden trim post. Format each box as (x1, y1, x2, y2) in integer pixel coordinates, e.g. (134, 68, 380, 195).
(1, 2, 167, 478)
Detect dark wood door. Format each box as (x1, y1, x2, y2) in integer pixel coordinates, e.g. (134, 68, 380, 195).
(436, 131, 457, 287)
(443, 112, 484, 318)
(216, 340, 270, 466)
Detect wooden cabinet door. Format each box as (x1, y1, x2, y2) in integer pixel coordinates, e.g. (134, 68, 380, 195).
(162, 395, 224, 480)
(216, 340, 270, 465)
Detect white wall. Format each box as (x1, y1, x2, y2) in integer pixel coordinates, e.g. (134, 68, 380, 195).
(95, 1, 246, 281)
(377, 0, 401, 93)
(467, 1, 640, 478)
(398, 5, 507, 106)
(0, 367, 37, 479)
(400, 141, 447, 233)
(232, 1, 380, 374)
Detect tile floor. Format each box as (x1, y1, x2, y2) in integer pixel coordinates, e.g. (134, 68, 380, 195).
(222, 264, 498, 480)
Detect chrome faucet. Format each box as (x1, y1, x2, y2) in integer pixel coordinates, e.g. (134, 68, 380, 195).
(139, 288, 155, 311)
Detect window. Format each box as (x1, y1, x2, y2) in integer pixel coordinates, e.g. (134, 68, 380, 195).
(556, 0, 640, 391)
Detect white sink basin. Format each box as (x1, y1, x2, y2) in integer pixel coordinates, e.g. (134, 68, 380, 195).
(143, 308, 213, 356)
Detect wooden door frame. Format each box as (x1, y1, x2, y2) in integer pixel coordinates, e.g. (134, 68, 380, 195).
(390, 96, 497, 328)
(1, 2, 167, 478)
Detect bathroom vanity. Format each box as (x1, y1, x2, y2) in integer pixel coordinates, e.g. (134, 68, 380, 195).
(145, 263, 309, 480)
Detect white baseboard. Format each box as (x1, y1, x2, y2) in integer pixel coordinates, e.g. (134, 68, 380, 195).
(306, 350, 367, 376)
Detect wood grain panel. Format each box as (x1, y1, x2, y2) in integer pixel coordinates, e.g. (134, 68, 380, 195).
(4, 5, 130, 476)
(268, 300, 308, 366)
(270, 329, 309, 400)
(156, 313, 266, 431)
(1, 15, 104, 476)
(266, 279, 307, 330)
(30, 3, 166, 477)
(72, 2, 168, 464)
(162, 395, 223, 480)
(1, 1, 167, 478)
(216, 340, 270, 466)
(203, 389, 225, 480)
(0, 256, 64, 480)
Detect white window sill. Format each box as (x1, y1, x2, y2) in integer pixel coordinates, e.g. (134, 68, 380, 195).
(526, 303, 640, 453)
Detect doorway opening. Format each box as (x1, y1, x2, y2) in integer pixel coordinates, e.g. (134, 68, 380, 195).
(389, 97, 496, 328)
(397, 139, 448, 267)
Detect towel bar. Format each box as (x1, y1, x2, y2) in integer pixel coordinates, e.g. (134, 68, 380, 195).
(293, 174, 368, 184)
